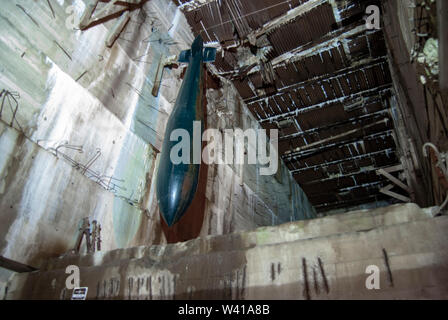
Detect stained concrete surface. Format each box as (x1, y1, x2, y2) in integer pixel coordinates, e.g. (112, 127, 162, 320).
(5, 203, 448, 299)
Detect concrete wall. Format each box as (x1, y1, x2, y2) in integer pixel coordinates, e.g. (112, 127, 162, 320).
(201, 79, 316, 236)
(382, 0, 448, 207)
(0, 0, 314, 267)
(0, 267, 15, 300)
(5, 203, 448, 299)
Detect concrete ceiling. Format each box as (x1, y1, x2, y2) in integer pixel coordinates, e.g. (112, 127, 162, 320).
(175, 0, 405, 213)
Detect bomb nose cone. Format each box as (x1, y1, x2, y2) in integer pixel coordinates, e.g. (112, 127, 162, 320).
(159, 202, 178, 227)
(159, 200, 179, 227)
(158, 183, 184, 227)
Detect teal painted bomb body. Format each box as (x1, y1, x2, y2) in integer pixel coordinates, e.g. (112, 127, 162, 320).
(156, 35, 216, 226)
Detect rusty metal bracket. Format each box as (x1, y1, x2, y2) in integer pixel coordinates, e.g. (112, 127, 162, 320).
(78, 0, 146, 47)
(152, 54, 177, 97)
(73, 217, 102, 254)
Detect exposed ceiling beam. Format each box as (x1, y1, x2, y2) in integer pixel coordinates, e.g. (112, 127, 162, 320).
(234, 23, 371, 77)
(302, 162, 402, 185)
(279, 108, 389, 141)
(285, 118, 389, 155)
(313, 194, 386, 212)
(270, 23, 371, 68)
(283, 129, 394, 161)
(213, 4, 373, 76)
(306, 181, 386, 198)
(290, 148, 397, 174)
(246, 56, 388, 105)
(259, 84, 392, 123)
(250, 0, 328, 38)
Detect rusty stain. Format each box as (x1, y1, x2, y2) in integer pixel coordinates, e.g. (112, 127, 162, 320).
(110, 279, 114, 297)
(136, 277, 141, 298)
(128, 277, 133, 300)
(382, 248, 394, 287)
(318, 257, 330, 294)
(173, 276, 176, 300)
(241, 265, 246, 299)
(236, 270, 240, 299)
(302, 257, 310, 300)
(313, 267, 320, 295)
(147, 276, 152, 300)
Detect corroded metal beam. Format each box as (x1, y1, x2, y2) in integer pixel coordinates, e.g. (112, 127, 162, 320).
(283, 129, 394, 161)
(279, 108, 389, 141)
(105, 11, 131, 47)
(303, 163, 402, 185)
(231, 23, 373, 78)
(307, 181, 385, 198)
(313, 194, 383, 211)
(291, 148, 397, 174)
(251, 0, 328, 38)
(274, 24, 368, 63)
(285, 118, 389, 155)
(80, 0, 144, 30)
(246, 56, 388, 105)
(259, 84, 392, 123)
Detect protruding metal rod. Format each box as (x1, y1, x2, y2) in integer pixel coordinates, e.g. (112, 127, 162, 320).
(106, 11, 131, 48)
(0, 256, 37, 273)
